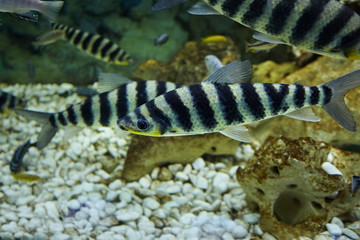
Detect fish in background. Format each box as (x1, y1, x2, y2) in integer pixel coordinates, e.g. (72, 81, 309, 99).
(201, 35, 227, 44)
(154, 33, 169, 46)
(33, 23, 133, 66)
(153, 0, 360, 60)
(0, 0, 63, 22)
(118, 61, 360, 142)
(0, 90, 26, 114)
(246, 40, 277, 53)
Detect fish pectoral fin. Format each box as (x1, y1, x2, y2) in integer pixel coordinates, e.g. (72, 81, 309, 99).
(97, 73, 133, 92)
(285, 108, 321, 122)
(63, 126, 83, 140)
(220, 125, 252, 142)
(205, 60, 253, 84)
(152, 0, 187, 11)
(188, 2, 220, 15)
(253, 32, 285, 45)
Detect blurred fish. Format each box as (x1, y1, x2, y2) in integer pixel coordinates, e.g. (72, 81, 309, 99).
(33, 23, 133, 66)
(352, 175, 360, 193)
(153, 0, 360, 60)
(0, 0, 63, 22)
(121, 0, 142, 10)
(0, 90, 26, 114)
(12, 173, 41, 182)
(201, 35, 227, 44)
(154, 33, 169, 46)
(26, 61, 36, 83)
(59, 86, 99, 98)
(10, 140, 36, 173)
(118, 62, 360, 142)
(246, 40, 277, 53)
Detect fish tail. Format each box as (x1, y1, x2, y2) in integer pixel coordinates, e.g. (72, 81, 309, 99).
(39, 1, 64, 23)
(321, 70, 360, 132)
(15, 109, 57, 149)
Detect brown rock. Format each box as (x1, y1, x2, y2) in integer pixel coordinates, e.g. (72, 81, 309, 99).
(237, 137, 360, 239)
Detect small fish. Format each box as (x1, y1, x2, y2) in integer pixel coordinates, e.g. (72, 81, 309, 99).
(0, 0, 63, 22)
(246, 40, 277, 53)
(0, 90, 26, 114)
(26, 61, 36, 83)
(12, 173, 41, 182)
(201, 35, 227, 44)
(33, 23, 133, 66)
(352, 175, 360, 193)
(10, 140, 37, 173)
(118, 61, 360, 142)
(153, 0, 360, 60)
(154, 33, 169, 46)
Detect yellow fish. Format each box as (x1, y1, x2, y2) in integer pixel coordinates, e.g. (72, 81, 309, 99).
(201, 35, 227, 44)
(12, 173, 41, 182)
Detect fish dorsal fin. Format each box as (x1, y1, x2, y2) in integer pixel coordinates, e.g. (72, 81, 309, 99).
(97, 73, 133, 92)
(220, 125, 252, 142)
(205, 55, 223, 75)
(205, 60, 253, 84)
(188, 2, 220, 15)
(253, 32, 285, 44)
(285, 108, 321, 122)
(152, 0, 187, 11)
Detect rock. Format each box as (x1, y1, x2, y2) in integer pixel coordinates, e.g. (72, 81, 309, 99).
(237, 137, 360, 239)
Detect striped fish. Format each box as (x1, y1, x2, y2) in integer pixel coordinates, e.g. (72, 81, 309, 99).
(0, 90, 26, 114)
(33, 23, 133, 66)
(16, 76, 181, 149)
(117, 61, 360, 142)
(153, 0, 360, 60)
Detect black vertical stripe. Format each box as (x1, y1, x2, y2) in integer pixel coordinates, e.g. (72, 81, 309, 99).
(242, 0, 267, 26)
(81, 33, 94, 51)
(8, 95, 16, 109)
(266, 0, 298, 35)
(67, 105, 78, 125)
(340, 27, 360, 50)
(136, 81, 148, 106)
(0, 92, 7, 111)
(100, 42, 113, 58)
(221, 0, 246, 18)
(189, 84, 217, 130)
(164, 90, 193, 131)
(215, 84, 243, 125)
(309, 86, 320, 105)
(315, 6, 354, 49)
(146, 100, 172, 135)
(241, 83, 265, 120)
(263, 84, 290, 115)
(91, 37, 104, 54)
(290, 0, 330, 44)
(49, 114, 57, 128)
(116, 85, 128, 118)
(322, 85, 332, 105)
(100, 92, 111, 126)
(80, 98, 94, 126)
(73, 31, 84, 45)
(109, 48, 120, 61)
(117, 51, 126, 62)
(65, 27, 75, 40)
(294, 84, 305, 108)
(156, 81, 167, 96)
(209, 0, 218, 6)
(58, 112, 68, 126)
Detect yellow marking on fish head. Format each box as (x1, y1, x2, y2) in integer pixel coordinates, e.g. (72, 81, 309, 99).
(344, 49, 360, 60)
(124, 127, 162, 137)
(12, 173, 41, 182)
(201, 35, 227, 44)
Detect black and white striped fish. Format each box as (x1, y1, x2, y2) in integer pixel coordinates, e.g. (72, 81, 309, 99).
(16, 76, 181, 149)
(153, 0, 360, 60)
(0, 90, 26, 114)
(117, 61, 360, 142)
(33, 23, 133, 66)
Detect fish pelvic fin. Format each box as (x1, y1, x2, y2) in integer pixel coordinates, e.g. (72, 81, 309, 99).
(15, 109, 57, 149)
(322, 70, 360, 132)
(39, 1, 64, 23)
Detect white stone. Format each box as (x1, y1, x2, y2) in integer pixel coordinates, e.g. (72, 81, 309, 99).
(229, 166, 239, 177)
(331, 217, 344, 228)
(119, 190, 132, 203)
(45, 202, 60, 220)
(326, 223, 342, 236)
(70, 142, 82, 156)
(222, 232, 235, 240)
(158, 234, 177, 240)
(75, 211, 88, 221)
(190, 174, 208, 190)
(106, 191, 118, 202)
(192, 158, 206, 170)
(180, 213, 195, 225)
(184, 227, 201, 239)
(254, 224, 263, 236)
(48, 220, 64, 233)
(67, 199, 80, 210)
(4, 212, 18, 222)
(116, 205, 142, 221)
(166, 184, 181, 194)
(109, 180, 123, 190)
(88, 192, 102, 202)
(262, 232, 277, 240)
(143, 197, 160, 210)
(232, 225, 248, 238)
(244, 213, 260, 224)
(342, 228, 359, 239)
(175, 172, 189, 181)
(150, 167, 160, 180)
(1, 221, 18, 233)
(193, 200, 212, 211)
(321, 162, 343, 176)
(139, 177, 151, 189)
(202, 223, 226, 236)
(213, 172, 230, 194)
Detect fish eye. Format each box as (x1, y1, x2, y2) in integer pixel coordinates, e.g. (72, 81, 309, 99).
(137, 119, 149, 130)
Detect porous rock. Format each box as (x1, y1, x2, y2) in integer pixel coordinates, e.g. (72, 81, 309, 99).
(237, 137, 360, 239)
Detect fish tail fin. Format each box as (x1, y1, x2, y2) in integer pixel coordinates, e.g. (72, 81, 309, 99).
(322, 70, 360, 132)
(15, 109, 58, 149)
(39, 1, 64, 22)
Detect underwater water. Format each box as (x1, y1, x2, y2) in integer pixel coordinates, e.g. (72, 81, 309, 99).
(1, 0, 360, 239)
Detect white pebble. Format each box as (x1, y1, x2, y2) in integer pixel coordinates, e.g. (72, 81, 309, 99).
(190, 175, 208, 190)
(70, 142, 82, 156)
(342, 228, 359, 239)
(262, 232, 277, 240)
(213, 172, 230, 194)
(88, 192, 102, 202)
(321, 162, 343, 176)
(232, 225, 248, 238)
(45, 202, 59, 219)
(326, 223, 342, 236)
(106, 191, 118, 202)
(4, 212, 18, 222)
(139, 177, 151, 189)
(175, 172, 189, 181)
(222, 232, 235, 240)
(192, 158, 206, 170)
(48, 221, 64, 233)
(50, 233, 69, 240)
(67, 199, 80, 210)
(331, 217, 344, 228)
(109, 180, 123, 190)
(143, 197, 160, 210)
(244, 213, 260, 224)
(75, 211, 88, 221)
(180, 213, 195, 225)
(184, 227, 201, 239)
(116, 206, 142, 221)
(166, 184, 181, 194)
(1, 221, 18, 233)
